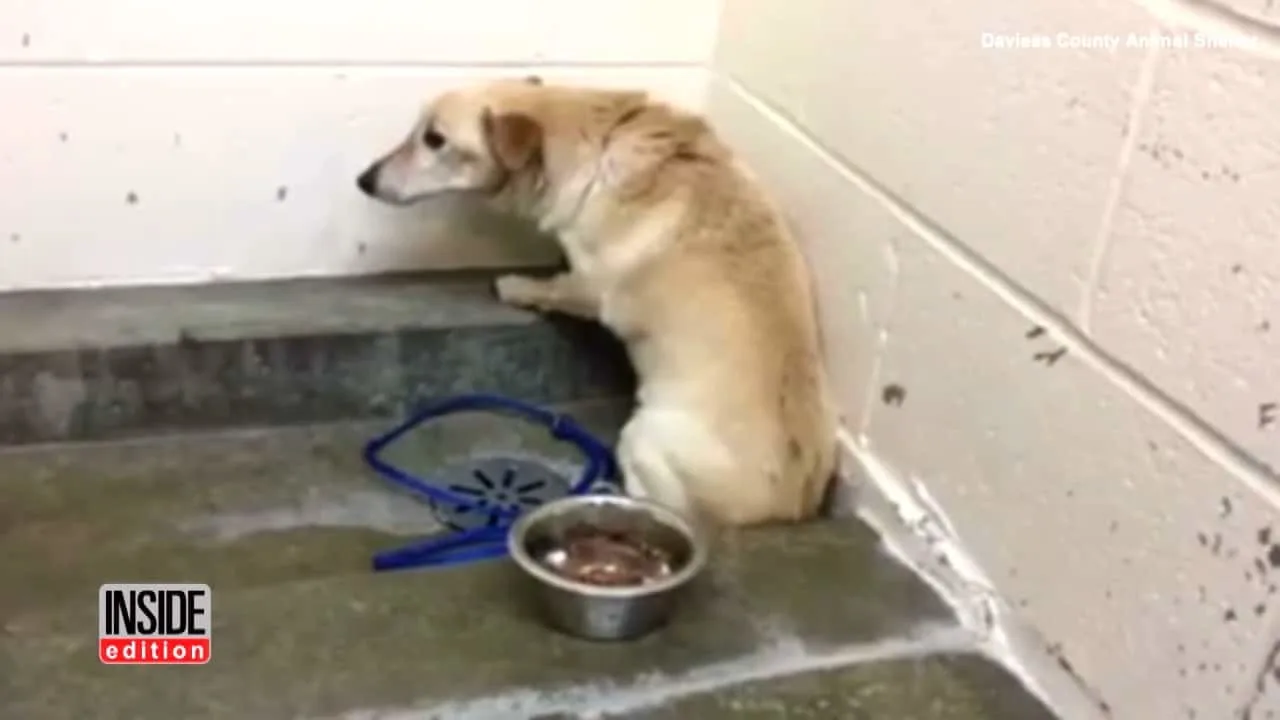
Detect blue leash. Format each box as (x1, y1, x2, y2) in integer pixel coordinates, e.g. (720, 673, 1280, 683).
(362, 393, 618, 572)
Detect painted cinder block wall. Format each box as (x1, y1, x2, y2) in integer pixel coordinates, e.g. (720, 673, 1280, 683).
(7, 0, 1280, 715)
(708, 0, 1280, 718)
(0, 0, 719, 291)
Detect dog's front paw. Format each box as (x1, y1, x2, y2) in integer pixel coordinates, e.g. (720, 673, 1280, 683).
(492, 274, 546, 310)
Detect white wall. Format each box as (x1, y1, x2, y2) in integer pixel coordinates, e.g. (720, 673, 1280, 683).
(710, 1, 1280, 718)
(10, 2, 1280, 714)
(0, 0, 719, 291)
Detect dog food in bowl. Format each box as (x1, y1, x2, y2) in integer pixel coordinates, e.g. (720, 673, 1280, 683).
(509, 495, 709, 640)
(539, 524, 674, 587)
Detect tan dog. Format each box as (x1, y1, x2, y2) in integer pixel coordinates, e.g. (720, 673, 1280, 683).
(356, 77, 837, 526)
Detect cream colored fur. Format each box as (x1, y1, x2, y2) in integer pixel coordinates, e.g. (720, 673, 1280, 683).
(356, 78, 838, 526)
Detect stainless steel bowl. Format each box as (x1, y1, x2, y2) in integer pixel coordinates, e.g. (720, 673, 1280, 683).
(507, 494, 709, 641)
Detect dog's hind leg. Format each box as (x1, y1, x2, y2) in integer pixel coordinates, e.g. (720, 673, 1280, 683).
(617, 406, 793, 527)
(616, 408, 695, 517)
(615, 405, 751, 523)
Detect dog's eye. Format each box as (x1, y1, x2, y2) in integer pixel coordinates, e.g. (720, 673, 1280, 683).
(423, 128, 446, 150)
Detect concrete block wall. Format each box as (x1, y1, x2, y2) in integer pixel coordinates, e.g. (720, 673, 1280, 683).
(0, 0, 719, 291)
(6, 1, 1277, 715)
(709, 1, 1280, 718)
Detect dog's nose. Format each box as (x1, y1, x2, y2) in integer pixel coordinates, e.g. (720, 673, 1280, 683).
(356, 165, 379, 196)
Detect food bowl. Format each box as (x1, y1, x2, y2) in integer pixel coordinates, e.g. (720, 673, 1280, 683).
(507, 494, 709, 641)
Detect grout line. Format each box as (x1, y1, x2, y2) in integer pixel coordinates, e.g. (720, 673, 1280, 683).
(333, 623, 978, 720)
(1132, 0, 1280, 57)
(1077, 42, 1162, 333)
(0, 59, 702, 70)
(715, 74, 1280, 507)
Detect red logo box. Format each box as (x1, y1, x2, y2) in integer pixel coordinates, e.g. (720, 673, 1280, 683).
(99, 583, 211, 665)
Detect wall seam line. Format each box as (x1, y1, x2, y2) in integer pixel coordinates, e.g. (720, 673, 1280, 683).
(713, 72, 1280, 507)
(1133, 0, 1280, 54)
(1077, 42, 1162, 332)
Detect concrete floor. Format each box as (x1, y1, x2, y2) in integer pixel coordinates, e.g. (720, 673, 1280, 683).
(0, 400, 1057, 719)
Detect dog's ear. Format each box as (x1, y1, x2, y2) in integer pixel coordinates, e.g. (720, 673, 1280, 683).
(482, 109, 543, 170)
(524, 75, 543, 86)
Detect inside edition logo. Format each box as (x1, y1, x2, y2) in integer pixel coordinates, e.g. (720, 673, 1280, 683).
(99, 583, 212, 665)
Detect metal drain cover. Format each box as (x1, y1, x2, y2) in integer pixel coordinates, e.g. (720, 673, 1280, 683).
(427, 456, 572, 531)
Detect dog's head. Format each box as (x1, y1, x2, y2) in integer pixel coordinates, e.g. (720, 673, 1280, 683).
(355, 76, 545, 205)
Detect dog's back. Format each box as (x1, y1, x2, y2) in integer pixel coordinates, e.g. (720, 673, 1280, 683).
(584, 99, 839, 525)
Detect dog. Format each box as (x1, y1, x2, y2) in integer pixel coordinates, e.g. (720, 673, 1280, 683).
(356, 77, 837, 526)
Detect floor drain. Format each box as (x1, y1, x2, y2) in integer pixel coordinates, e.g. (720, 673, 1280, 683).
(427, 456, 572, 532)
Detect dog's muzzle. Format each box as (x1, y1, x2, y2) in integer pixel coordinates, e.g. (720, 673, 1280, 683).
(356, 164, 380, 197)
